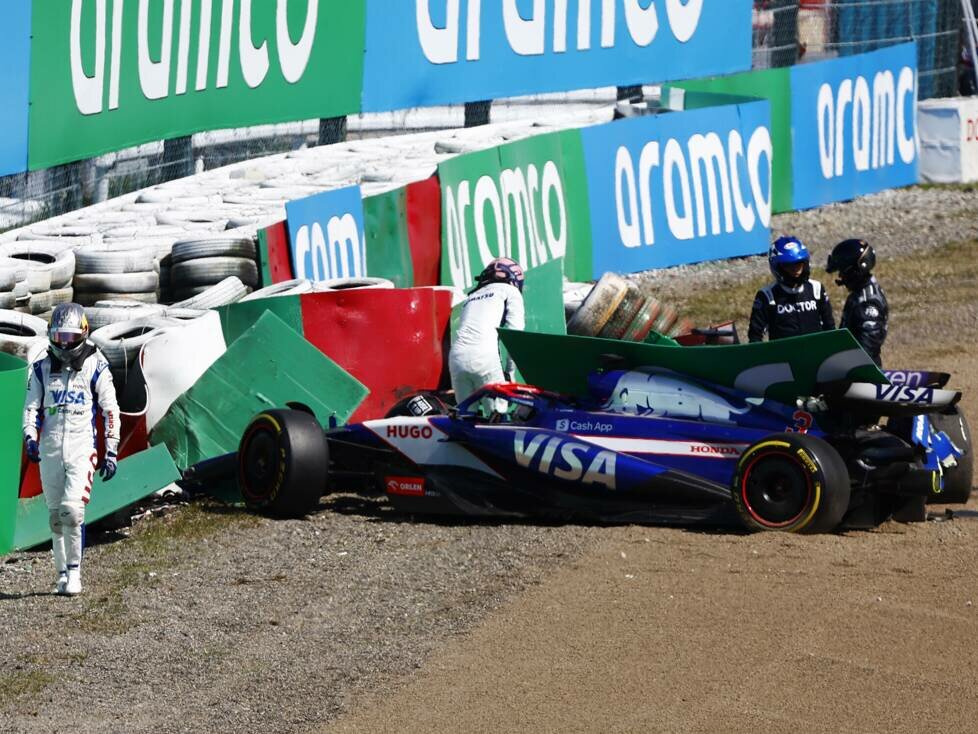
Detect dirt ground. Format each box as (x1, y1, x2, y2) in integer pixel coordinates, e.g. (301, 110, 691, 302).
(2, 192, 977, 733)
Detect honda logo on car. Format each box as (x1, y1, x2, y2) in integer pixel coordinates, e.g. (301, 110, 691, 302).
(386, 425, 434, 439)
(514, 430, 616, 489)
(689, 444, 739, 456)
(386, 476, 425, 497)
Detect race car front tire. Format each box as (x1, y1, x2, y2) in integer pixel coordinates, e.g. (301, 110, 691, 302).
(238, 409, 328, 518)
(732, 433, 850, 534)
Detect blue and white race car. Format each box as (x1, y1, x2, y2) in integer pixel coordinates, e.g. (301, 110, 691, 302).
(235, 365, 971, 534)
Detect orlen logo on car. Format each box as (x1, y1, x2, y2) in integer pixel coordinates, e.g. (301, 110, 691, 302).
(386, 477, 426, 497)
(690, 444, 740, 456)
(386, 425, 434, 439)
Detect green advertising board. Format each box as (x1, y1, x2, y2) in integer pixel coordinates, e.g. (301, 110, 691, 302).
(29, 0, 366, 169)
(0, 353, 27, 553)
(439, 130, 593, 289)
(363, 186, 414, 287)
(666, 67, 793, 214)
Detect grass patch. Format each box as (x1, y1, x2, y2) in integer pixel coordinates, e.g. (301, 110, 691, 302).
(70, 502, 262, 636)
(0, 670, 54, 708)
(670, 239, 978, 336)
(916, 182, 978, 193)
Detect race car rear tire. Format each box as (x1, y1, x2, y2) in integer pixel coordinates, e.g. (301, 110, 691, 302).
(930, 407, 973, 504)
(238, 409, 328, 518)
(732, 433, 850, 534)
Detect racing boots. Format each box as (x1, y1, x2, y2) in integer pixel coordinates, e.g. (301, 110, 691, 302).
(64, 568, 82, 596)
(54, 571, 68, 595)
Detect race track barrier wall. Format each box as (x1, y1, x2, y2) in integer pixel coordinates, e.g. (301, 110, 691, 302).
(286, 185, 367, 281)
(11, 1, 754, 172)
(438, 97, 774, 288)
(669, 42, 920, 212)
(361, 0, 753, 111)
(0, 2, 30, 177)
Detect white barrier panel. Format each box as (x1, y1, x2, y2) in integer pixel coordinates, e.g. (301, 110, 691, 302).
(918, 97, 978, 183)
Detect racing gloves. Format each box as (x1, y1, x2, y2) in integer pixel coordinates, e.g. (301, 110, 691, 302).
(99, 451, 118, 482)
(25, 437, 40, 464)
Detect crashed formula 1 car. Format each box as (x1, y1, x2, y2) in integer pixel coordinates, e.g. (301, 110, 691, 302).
(235, 344, 973, 533)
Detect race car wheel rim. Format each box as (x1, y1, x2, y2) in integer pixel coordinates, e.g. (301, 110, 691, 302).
(740, 451, 814, 529)
(240, 425, 280, 504)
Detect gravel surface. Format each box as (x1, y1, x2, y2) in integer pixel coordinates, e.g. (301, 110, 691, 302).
(1, 184, 977, 733)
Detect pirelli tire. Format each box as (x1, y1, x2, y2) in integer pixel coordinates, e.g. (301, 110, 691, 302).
(732, 433, 851, 534)
(566, 273, 629, 337)
(238, 409, 328, 518)
(171, 256, 259, 288)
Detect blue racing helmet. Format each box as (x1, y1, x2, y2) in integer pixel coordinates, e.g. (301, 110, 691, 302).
(768, 236, 811, 288)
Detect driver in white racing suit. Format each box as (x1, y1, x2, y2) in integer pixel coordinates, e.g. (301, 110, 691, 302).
(23, 303, 119, 596)
(449, 258, 526, 407)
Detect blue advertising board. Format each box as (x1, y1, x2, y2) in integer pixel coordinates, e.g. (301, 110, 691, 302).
(363, 0, 753, 111)
(791, 42, 918, 211)
(580, 100, 772, 274)
(285, 186, 367, 282)
(0, 2, 31, 176)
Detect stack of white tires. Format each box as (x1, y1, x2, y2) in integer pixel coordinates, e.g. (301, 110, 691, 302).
(72, 246, 160, 306)
(166, 237, 259, 304)
(0, 243, 76, 319)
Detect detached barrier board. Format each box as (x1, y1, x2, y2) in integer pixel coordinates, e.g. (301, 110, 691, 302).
(0, 353, 27, 552)
(499, 329, 886, 406)
(9, 444, 181, 553)
(217, 287, 453, 423)
(918, 97, 978, 183)
(150, 311, 368, 469)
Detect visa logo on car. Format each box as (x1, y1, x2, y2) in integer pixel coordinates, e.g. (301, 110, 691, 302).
(513, 431, 616, 490)
(875, 385, 935, 404)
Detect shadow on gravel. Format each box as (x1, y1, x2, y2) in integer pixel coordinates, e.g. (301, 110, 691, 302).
(0, 590, 58, 601)
(320, 494, 751, 535)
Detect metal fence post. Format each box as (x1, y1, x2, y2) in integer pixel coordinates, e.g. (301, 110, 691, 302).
(162, 135, 194, 182)
(464, 101, 492, 127)
(319, 116, 348, 145)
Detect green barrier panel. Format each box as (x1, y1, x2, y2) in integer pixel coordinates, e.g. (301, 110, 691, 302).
(499, 329, 886, 405)
(364, 186, 414, 287)
(256, 228, 275, 288)
(439, 130, 593, 290)
(29, 1, 367, 169)
(9, 444, 181, 553)
(216, 295, 303, 347)
(0, 353, 27, 553)
(150, 311, 367, 469)
(666, 67, 793, 214)
(522, 257, 567, 338)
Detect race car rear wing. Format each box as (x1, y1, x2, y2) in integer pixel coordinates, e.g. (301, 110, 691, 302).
(828, 381, 961, 418)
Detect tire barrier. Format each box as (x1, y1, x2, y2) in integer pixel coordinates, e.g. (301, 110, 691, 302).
(167, 237, 260, 304)
(169, 277, 251, 310)
(240, 279, 314, 302)
(0, 310, 48, 361)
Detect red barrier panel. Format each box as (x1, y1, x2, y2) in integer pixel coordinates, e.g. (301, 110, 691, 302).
(300, 288, 449, 422)
(405, 176, 442, 287)
(260, 221, 295, 284)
